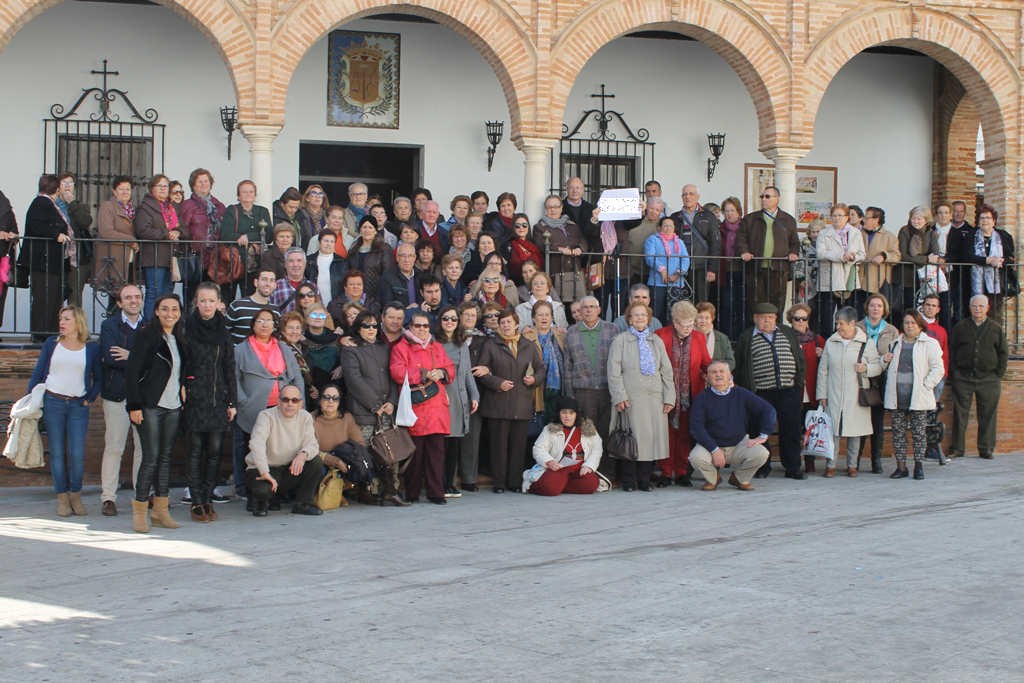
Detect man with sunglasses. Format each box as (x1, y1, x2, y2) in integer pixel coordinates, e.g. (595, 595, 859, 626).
(245, 383, 324, 517)
(736, 186, 800, 316)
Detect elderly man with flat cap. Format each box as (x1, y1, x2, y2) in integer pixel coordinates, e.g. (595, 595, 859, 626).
(734, 302, 807, 480)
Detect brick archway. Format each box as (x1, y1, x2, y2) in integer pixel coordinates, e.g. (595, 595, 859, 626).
(547, 0, 791, 149)
(269, 0, 536, 137)
(802, 7, 1017, 162)
(0, 0, 254, 107)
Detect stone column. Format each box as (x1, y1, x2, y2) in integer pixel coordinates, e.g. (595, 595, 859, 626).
(764, 147, 808, 217)
(518, 137, 559, 219)
(240, 124, 283, 206)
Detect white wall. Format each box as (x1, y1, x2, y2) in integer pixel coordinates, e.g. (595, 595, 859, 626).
(566, 39, 934, 227)
(279, 18, 522, 207)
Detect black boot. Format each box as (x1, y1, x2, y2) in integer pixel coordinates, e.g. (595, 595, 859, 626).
(870, 455, 883, 474)
(890, 465, 909, 479)
(913, 461, 924, 480)
(804, 456, 816, 473)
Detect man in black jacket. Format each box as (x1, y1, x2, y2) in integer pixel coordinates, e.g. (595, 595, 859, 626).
(670, 184, 722, 303)
(733, 302, 807, 480)
(98, 284, 145, 516)
(949, 295, 1008, 460)
(945, 199, 976, 325)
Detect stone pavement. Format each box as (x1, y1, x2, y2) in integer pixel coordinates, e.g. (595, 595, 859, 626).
(0, 456, 1021, 682)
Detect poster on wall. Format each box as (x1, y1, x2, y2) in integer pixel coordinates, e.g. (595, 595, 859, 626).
(744, 163, 838, 229)
(328, 30, 400, 129)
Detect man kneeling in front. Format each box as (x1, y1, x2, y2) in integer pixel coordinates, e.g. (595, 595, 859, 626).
(689, 361, 775, 491)
(245, 384, 324, 516)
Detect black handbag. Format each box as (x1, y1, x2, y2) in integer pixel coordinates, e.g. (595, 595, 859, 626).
(856, 342, 882, 407)
(606, 409, 639, 461)
(409, 380, 440, 404)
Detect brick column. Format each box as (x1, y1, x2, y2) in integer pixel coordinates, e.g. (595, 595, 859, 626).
(240, 124, 282, 206)
(518, 137, 559, 219)
(764, 147, 809, 217)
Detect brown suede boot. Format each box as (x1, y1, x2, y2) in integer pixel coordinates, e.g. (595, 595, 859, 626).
(150, 496, 180, 529)
(68, 492, 87, 516)
(56, 493, 72, 517)
(131, 500, 150, 533)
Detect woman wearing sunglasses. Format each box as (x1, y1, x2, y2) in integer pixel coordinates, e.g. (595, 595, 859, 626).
(436, 305, 479, 497)
(181, 282, 236, 522)
(340, 310, 404, 505)
(786, 302, 826, 473)
(296, 184, 329, 250)
(302, 303, 341, 393)
(507, 213, 542, 284)
(390, 311, 455, 504)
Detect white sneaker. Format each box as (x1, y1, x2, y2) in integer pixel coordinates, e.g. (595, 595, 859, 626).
(180, 487, 192, 504)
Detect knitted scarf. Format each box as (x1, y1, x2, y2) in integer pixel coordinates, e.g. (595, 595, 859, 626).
(500, 330, 521, 356)
(864, 317, 887, 345)
(971, 229, 1003, 295)
(537, 329, 561, 392)
(629, 326, 655, 375)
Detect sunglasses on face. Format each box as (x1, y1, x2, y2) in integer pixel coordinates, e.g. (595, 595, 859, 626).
(360, 322, 378, 329)
(299, 292, 315, 299)
(482, 277, 500, 284)
(279, 397, 303, 405)
(483, 313, 500, 319)
(761, 194, 774, 199)
(411, 323, 430, 329)
(514, 223, 529, 228)
(309, 312, 327, 320)
(321, 395, 340, 402)
(440, 316, 459, 323)
(791, 316, 809, 322)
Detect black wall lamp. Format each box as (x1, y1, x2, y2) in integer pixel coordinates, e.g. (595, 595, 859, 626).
(220, 105, 239, 160)
(486, 120, 504, 171)
(706, 132, 726, 181)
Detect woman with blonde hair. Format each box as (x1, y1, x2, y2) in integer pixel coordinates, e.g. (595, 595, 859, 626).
(28, 305, 102, 516)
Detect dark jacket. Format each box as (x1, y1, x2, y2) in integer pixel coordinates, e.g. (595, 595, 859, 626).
(950, 317, 1008, 382)
(220, 203, 271, 244)
(99, 314, 144, 402)
(67, 200, 94, 266)
(271, 201, 302, 246)
(18, 195, 67, 274)
(28, 336, 103, 402)
(378, 268, 418, 307)
(532, 219, 584, 275)
(482, 212, 511, 247)
(670, 206, 722, 270)
(562, 198, 599, 252)
(735, 209, 800, 271)
(961, 228, 1015, 293)
(339, 341, 397, 426)
(296, 207, 326, 250)
(181, 312, 237, 432)
(125, 323, 185, 411)
(945, 222, 976, 265)
(177, 193, 227, 250)
(306, 252, 349, 301)
(346, 239, 392, 304)
(260, 245, 288, 280)
(133, 194, 176, 270)
(0, 190, 18, 262)
(476, 335, 546, 421)
(894, 224, 940, 287)
(733, 324, 806, 395)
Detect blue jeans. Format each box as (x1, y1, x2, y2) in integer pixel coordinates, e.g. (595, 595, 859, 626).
(43, 393, 90, 493)
(232, 422, 251, 497)
(143, 267, 171, 321)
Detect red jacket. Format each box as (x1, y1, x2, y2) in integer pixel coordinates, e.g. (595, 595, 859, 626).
(389, 336, 455, 437)
(925, 320, 949, 377)
(508, 238, 542, 283)
(800, 334, 826, 404)
(655, 327, 712, 402)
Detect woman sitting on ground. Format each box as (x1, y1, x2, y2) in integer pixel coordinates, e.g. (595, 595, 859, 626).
(528, 396, 602, 496)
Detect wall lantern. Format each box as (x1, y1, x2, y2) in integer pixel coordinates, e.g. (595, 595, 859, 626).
(220, 106, 239, 160)
(485, 120, 504, 171)
(706, 132, 726, 181)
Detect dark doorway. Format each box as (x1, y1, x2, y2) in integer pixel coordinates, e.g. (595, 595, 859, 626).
(298, 142, 421, 208)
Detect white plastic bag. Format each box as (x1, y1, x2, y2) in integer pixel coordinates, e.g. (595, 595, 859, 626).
(802, 407, 834, 461)
(395, 372, 418, 428)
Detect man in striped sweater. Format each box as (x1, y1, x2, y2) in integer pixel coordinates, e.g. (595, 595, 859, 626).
(734, 302, 807, 480)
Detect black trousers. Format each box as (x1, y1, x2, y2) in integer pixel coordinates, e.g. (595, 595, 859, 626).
(30, 270, 63, 341)
(574, 388, 613, 478)
(488, 417, 529, 489)
(188, 430, 224, 505)
(618, 459, 655, 488)
(245, 455, 323, 507)
(756, 386, 803, 474)
(135, 406, 181, 501)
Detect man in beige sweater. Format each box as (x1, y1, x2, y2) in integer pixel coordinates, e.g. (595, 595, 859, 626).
(245, 384, 324, 517)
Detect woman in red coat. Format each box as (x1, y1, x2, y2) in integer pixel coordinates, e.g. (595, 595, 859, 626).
(507, 213, 542, 285)
(787, 303, 826, 472)
(655, 301, 712, 487)
(390, 311, 455, 504)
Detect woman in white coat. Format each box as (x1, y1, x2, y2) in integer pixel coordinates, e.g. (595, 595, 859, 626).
(882, 309, 944, 480)
(816, 306, 881, 477)
(816, 203, 866, 330)
(607, 302, 674, 491)
(528, 397, 602, 496)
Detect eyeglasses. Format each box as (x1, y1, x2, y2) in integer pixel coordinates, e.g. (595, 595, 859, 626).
(299, 292, 315, 299)
(483, 313, 500, 319)
(279, 397, 303, 405)
(482, 277, 500, 284)
(411, 323, 430, 329)
(321, 395, 340, 402)
(791, 316, 809, 322)
(514, 223, 529, 228)
(360, 322, 378, 329)
(308, 190, 325, 197)
(760, 194, 774, 199)
(440, 316, 459, 323)
(171, 190, 184, 195)
(309, 312, 327, 320)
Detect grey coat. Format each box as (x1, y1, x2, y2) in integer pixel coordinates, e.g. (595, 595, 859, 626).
(442, 340, 479, 437)
(339, 341, 398, 427)
(607, 330, 674, 462)
(234, 338, 304, 433)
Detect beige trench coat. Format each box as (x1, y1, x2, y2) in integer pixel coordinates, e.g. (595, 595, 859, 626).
(607, 330, 674, 461)
(816, 328, 882, 436)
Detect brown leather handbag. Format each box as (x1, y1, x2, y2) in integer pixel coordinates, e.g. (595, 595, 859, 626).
(856, 342, 882, 407)
(368, 415, 415, 468)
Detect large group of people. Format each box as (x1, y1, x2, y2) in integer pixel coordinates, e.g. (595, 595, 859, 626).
(3, 172, 1012, 528)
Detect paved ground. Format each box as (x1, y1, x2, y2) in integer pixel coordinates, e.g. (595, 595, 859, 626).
(0, 456, 1021, 682)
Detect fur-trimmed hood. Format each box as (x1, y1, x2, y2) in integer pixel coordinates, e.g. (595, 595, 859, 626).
(545, 418, 597, 438)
